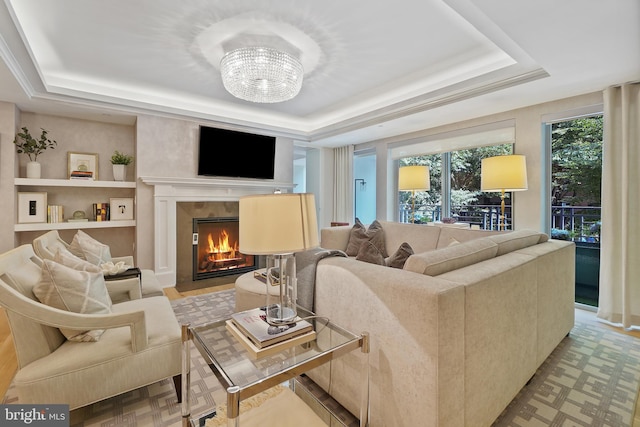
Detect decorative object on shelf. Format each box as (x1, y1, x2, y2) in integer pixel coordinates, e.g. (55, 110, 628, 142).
(110, 150, 133, 182)
(481, 154, 528, 231)
(399, 165, 430, 223)
(17, 192, 47, 223)
(109, 198, 134, 221)
(13, 127, 57, 179)
(239, 193, 319, 325)
(68, 210, 88, 223)
(68, 152, 98, 180)
(220, 46, 304, 103)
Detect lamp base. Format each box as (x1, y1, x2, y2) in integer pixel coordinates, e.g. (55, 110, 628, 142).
(265, 254, 297, 325)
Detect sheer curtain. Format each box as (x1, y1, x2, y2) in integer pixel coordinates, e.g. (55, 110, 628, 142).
(333, 145, 354, 223)
(597, 82, 640, 328)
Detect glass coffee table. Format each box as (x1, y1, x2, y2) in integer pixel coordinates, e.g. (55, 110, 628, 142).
(180, 307, 370, 427)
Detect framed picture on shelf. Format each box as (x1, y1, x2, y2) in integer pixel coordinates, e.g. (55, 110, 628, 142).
(68, 152, 98, 180)
(110, 197, 134, 221)
(18, 192, 47, 223)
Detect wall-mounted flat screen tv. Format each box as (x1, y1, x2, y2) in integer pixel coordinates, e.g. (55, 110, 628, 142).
(198, 126, 276, 179)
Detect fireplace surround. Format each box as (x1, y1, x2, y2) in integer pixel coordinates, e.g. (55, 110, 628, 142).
(140, 176, 294, 287)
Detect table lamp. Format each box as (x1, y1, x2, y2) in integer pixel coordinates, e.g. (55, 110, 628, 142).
(399, 165, 430, 223)
(480, 154, 528, 230)
(239, 193, 319, 324)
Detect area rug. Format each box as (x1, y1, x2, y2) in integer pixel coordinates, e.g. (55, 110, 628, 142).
(493, 317, 640, 426)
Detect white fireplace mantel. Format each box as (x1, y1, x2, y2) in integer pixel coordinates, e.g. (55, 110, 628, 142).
(140, 176, 295, 286)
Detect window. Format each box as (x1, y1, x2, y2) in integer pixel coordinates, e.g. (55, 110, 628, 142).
(391, 122, 516, 229)
(546, 114, 603, 307)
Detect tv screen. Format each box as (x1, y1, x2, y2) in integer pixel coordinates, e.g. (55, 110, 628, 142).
(198, 126, 276, 179)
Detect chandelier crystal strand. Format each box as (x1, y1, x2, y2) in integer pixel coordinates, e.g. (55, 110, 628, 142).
(220, 47, 304, 103)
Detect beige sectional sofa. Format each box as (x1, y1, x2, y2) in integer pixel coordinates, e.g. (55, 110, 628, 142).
(308, 221, 575, 427)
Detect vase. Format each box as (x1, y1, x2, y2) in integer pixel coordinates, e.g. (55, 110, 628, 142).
(112, 164, 126, 181)
(26, 161, 41, 179)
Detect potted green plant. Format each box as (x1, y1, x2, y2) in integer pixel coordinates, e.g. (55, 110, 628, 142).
(14, 127, 57, 178)
(110, 150, 133, 181)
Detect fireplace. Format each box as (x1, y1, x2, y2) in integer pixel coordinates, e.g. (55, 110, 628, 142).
(192, 217, 256, 281)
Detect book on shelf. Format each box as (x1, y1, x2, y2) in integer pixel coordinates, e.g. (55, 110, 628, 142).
(92, 203, 110, 221)
(230, 306, 314, 349)
(225, 320, 316, 359)
(70, 170, 94, 180)
(47, 205, 64, 223)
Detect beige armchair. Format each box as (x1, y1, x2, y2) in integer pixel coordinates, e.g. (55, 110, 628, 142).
(33, 230, 163, 303)
(0, 245, 182, 410)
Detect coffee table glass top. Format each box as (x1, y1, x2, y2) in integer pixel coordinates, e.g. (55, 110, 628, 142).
(189, 307, 363, 393)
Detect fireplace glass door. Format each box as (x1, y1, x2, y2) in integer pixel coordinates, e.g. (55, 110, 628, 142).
(193, 217, 256, 280)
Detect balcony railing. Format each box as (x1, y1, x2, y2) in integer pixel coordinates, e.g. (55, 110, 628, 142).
(399, 203, 601, 239)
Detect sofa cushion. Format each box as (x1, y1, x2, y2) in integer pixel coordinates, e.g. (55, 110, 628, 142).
(436, 227, 504, 249)
(345, 219, 387, 257)
(487, 229, 548, 256)
(68, 230, 112, 265)
(355, 241, 386, 265)
(404, 238, 499, 276)
(33, 259, 113, 342)
(386, 242, 414, 269)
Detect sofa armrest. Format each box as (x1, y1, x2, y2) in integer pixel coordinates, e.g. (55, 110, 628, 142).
(0, 281, 148, 352)
(104, 277, 142, 300)
(312, 257, 465, 427)
(320, 226, 351, 251)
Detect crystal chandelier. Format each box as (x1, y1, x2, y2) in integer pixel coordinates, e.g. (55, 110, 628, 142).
(220, 47, 304, 103)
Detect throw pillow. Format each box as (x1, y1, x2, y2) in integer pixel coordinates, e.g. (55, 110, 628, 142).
(54, 247, 103, 273)
(33, 259, 113, 342)
(345, 218, 368, 256)
(355, 241, 386, 266)
(68, 230, 112, 266)
(386, 242, 414, 269)
(345, 219, 388, 257)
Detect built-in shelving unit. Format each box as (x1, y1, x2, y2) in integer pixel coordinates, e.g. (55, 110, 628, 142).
(14, 178, 137, 232)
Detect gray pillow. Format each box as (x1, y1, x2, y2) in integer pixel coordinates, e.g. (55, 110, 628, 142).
(346, 219, 388, 257)
(355, 241, 386, 265)
(386, 242, 414, 269)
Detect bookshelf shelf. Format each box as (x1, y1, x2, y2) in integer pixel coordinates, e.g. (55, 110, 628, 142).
(14, 220, 136, 232)
(15, 179, 136, 232)
(14, 178, 136, 188)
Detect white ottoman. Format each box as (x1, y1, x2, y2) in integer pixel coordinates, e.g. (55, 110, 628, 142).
(234, 269, 281, 312)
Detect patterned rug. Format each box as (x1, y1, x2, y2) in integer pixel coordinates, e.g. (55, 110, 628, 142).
(3, 291, 640, 426)
(494, 315, 640, 426)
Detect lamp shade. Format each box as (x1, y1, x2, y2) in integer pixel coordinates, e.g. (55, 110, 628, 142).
(399, 165, 430, 191)
(239, 193, 319, 255)
(481, 155, 528, 192)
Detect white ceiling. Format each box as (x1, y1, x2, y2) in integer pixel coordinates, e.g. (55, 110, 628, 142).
(0, 0, 638, 147)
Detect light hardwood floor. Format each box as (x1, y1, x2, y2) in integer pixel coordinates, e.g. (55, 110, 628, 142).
(1, 294, 638, 425)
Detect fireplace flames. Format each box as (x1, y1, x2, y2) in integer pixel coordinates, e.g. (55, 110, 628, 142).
(199, 228, 245, 272)
(208, 229, 237, 259)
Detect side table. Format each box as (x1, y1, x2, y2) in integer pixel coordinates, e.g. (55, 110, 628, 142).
(181, 307, 370, 427)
